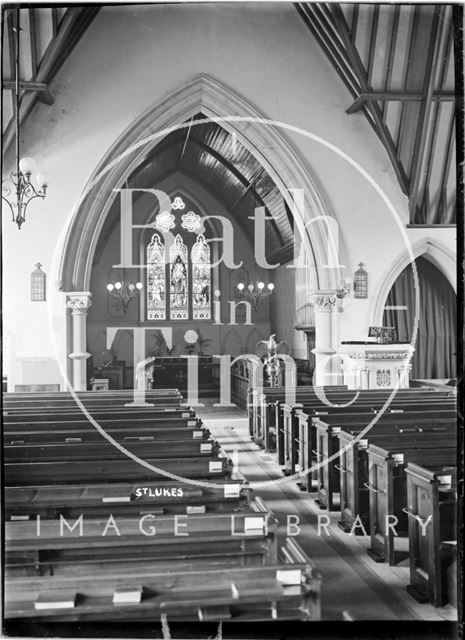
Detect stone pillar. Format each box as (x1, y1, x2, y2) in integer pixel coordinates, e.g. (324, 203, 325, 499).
(309, 290, 338, 387)
(66, 293, 92, 391)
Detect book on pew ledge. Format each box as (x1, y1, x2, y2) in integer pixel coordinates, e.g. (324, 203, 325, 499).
(224, 484, 241, 498)
(186, 505, 206, 514)
(112, 585, 143, 605)
(244, 516, 266, 533)
(34, 592, 76, 610)
(276, 569, 302, 586)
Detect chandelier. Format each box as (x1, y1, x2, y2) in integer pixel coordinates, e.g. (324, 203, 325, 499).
(1, 9, 47, 229)
(107, 280, 143, 314)
(236, 280, 275, 312)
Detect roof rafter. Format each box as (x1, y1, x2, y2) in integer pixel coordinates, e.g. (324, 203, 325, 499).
(347, 91, 455, 114)
(329, 3, 409, 195)
(408, 7, 445, 218)
(2, 7, 100, 152)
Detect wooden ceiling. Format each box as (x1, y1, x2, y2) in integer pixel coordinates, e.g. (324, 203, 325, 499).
(2, 7, 99, 147)
(296, 3, 457, 225)
(127, 114, 294, 263)
(2, 5, 457, 228)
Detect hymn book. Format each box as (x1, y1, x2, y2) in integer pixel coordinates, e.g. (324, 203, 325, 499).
(112, 585, 143, 605)
(34, 592, 76, 610)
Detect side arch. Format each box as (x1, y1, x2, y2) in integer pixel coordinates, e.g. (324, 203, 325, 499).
(371, 237, 456, 325)
(58, 74, 335, 292)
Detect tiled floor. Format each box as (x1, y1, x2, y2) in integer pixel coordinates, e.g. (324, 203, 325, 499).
(196, 399, 458, 622)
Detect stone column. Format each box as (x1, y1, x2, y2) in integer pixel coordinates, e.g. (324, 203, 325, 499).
(66, 293, 92, 391)
(309, 290, 338, 387)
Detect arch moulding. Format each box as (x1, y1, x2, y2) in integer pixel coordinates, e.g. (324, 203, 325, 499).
(371, 237, 456, 325)
(58, 74, 336, 293)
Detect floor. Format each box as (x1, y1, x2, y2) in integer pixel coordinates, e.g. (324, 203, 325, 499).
(195, 399, 457, 623)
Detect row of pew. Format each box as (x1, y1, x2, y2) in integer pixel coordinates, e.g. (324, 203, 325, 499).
(3, 389, 322, 622)
(249, 385, 458, 608)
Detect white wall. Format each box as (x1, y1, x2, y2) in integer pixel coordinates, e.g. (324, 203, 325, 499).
(2, 4, 456, 387)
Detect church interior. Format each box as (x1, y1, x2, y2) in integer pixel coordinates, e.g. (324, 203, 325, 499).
(1, 2, 461, 637)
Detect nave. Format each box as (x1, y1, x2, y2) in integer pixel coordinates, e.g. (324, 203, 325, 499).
(3, 385, 458, 634)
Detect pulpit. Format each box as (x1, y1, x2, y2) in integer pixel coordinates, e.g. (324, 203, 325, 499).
(338, 342, 415, 390)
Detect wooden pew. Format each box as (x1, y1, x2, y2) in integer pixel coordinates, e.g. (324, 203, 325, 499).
(3, 538, 321, 622)
(3, 389, 183, 404)
(5, 497, 278, 575)
(5, 480, 251, 520)
(404, 463, 457, 607)
(5, 454, 233, 485)
(5, 414, 202, 429)
(294, 400, 454, 490)
(3, 389, 182, 402)
(313, 412, 455, 510)
(4, 438, 221, 463)
(251, 386, 348, 450)
(366, 444, 456, 565)
(279, 389, 454, 467)
(336, 426, 456, 533)
(4, 406, 196, 421)
(4, 424, 212, 445)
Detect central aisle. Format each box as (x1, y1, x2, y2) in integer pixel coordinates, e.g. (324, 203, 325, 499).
(195, 400, 456, 622)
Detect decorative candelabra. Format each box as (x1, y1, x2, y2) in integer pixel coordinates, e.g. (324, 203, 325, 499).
(256, 334, 290, 387)
(236, 280, 275, 312)
(2, 9, 47, 229)
(107, 280, 143, 314)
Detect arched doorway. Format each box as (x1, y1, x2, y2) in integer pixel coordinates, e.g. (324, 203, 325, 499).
(382, 256, 456, 380)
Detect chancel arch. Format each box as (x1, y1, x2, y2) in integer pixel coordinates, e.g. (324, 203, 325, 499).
(58, 74, 335, 294)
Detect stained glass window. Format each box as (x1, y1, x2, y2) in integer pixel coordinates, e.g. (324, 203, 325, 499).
(145, 199, 212, 321)
(169, 234, 189, 320)
(147, 233, 166, 320)
(191, 234, 211, 320)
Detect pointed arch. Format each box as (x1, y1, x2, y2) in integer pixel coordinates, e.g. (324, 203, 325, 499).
(245, 328, 265, 354)
(371, 237, 456, 325)
(222, 328, 243, 356)
(58, 74, 332, 292)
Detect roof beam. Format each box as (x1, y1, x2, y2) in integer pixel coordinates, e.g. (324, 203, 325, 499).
(409, 7, 445, 219)
(2, 7, 99, 153)
(347, 91, 456, 114)
(330, 4, 409, 195)
(382, 4, 400, 121)
(28, 8, 38, 75)
(366, 5, 379, 84)
(184, 135, 286, 246)
(2, 80, 54, 105)
(295, 4, 360, 100)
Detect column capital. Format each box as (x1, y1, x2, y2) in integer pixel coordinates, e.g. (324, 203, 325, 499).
(309, 290, 337, 312)
(66, 292, 92, 315)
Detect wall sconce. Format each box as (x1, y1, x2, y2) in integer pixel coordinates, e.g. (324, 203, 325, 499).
(354, 262, 368, 298)
(336, 278, 351, 311)
(31, 263, 46, 301)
